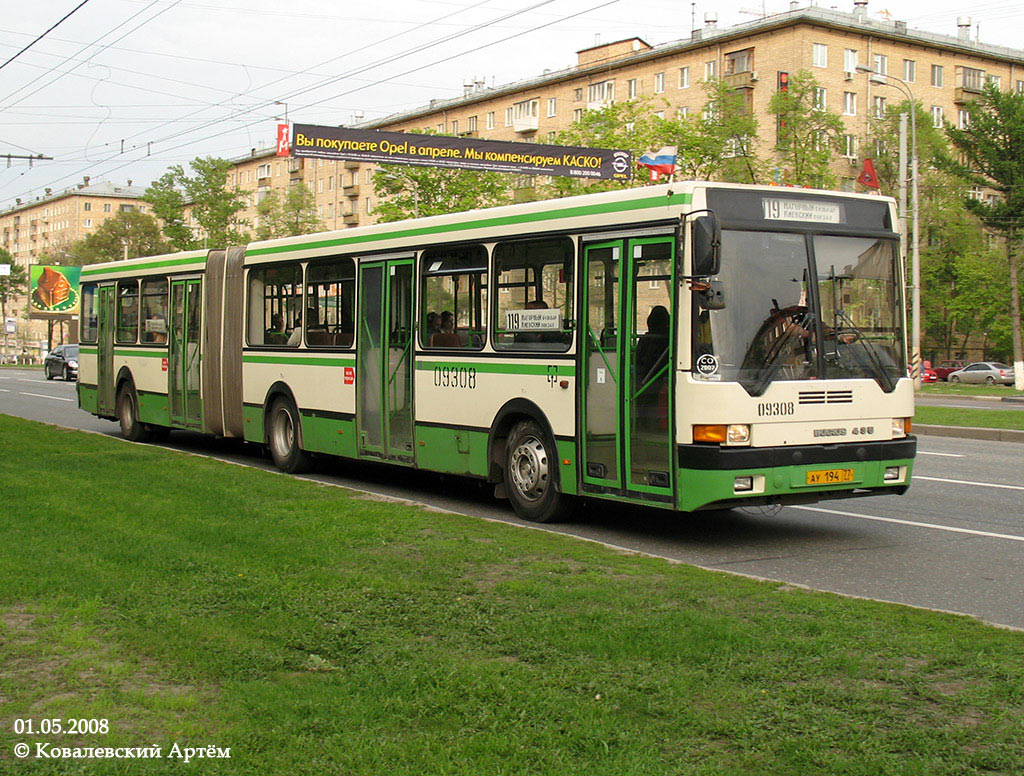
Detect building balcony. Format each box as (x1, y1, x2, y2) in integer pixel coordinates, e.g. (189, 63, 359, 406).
(343, 184, 360, 197)
(723, 70, 758, 89)
(344, 160, 360, 169)
(342, 213, 359, 225)
(954, 86, 982, 104)
(587, 99, 613, 111)
(512, 116, 538, 133)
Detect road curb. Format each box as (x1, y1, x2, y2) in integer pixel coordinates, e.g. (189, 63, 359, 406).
(914, 424, 1024, 444)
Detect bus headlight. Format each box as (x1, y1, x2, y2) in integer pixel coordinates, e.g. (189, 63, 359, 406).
(726, 424, 751, 446)
(891, 418, 908, 439)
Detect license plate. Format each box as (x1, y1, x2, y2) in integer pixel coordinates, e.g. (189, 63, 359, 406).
(806, 468, 855, 485)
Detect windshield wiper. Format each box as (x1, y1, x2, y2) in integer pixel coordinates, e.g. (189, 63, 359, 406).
(749, 310, 816, 396)
(832, 308, 896, 392)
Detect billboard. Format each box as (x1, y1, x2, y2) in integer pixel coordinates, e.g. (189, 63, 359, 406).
(291, 124, 633, 182)
(29, 265, 81, 320)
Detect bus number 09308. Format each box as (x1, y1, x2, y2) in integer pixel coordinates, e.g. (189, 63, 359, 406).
(433, 365, 477, 389)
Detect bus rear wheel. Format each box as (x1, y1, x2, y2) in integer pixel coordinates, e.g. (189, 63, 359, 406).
(505, 419, 569, 523)
(118, 384, 152, 443)
(268, 398, 312, 474)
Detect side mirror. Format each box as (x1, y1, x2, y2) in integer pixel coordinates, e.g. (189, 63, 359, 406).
(691, 214, 721, 277)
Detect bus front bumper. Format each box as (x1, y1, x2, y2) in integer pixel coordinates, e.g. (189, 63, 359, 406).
(676, 437, 917, 512)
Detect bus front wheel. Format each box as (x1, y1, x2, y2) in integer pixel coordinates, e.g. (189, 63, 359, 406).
(268, 398, 312, 474)
(118, 384, 152, 443)
(505, 419, 569, 523)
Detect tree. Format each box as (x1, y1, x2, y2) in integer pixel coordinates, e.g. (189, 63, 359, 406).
(0, 250, 28, 359)
(56, 210, 170, 265)
(144, 156, 249, 250)
(255, 183, 321, 240)
(768, 70, 845, 188)
(944, 84, 1024, 389)
(671, 78, 762, 183)
(372, 163, 513, 223)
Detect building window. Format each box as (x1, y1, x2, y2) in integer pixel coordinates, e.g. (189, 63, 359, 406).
(83, 202, 91, 211)
(873, 54, 887, 75)
(120, 204, 134, 212)
(725, 48, 753, 74)
(547, 97, 556, 116)
(486, 111, 494, 130)
(588, 80, 614, 104)
(469, 115, 477, 131)
(987, 74, 1001, 89)
(103, 203, 111, 212)
(678, 106, 689, 118)
(931, 105, 943, 127)
(705, 60, 718, 80)
(627, 78, 637, 98)
(573, 108, 583, 122)
(451, 119, 458, 134)
(654, 72, 665, 93)
(903, 59, 915, 83)
(513, 98, 538, 120)
(678, 66, 690, 88)
(83, 218, 92, 228)
(365, 197, 372, 214)
(843, 91, 857, 115)
(317, 178, 324, 194)
(257, 163, 271, 178)
(959, 66, 984, 91)
(843, 135, 857, 158)
(931, 64, 943, 87)
(504, 107, 512, 126)
(814, 87, 826, 110)
(813, 43, 827, 68)
(653, 110, 664, 119)
(843, 49, 858, 73)
(958, 109, 970, 129)
(873, 95, 886, 118)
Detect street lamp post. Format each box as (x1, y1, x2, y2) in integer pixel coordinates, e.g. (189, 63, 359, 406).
(858, 66, 921, 390)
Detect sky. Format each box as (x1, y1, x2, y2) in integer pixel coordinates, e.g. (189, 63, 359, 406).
(1, 0, 1021, 210)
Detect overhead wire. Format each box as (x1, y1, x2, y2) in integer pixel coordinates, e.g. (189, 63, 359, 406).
(0, 0, 93, 73)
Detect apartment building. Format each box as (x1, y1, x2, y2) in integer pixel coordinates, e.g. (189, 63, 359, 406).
(229, 2, 1024, 231)
(0, 178, 148, 350)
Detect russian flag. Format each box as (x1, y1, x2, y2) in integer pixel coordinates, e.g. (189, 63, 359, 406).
(638, 146, 677, 179)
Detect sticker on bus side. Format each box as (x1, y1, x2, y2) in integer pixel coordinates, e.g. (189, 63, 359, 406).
(344, 367, 355, 385)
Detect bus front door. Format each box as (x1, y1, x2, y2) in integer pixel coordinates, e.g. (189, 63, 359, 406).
(169, 278, 203, 429)
(357, 258, 414, 463)
(96, 284, 116, 416)
(581, 237, 676, 501)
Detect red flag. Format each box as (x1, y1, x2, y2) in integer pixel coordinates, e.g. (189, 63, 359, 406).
(276, 123, 290, 157)
(857, 158, 880, 189)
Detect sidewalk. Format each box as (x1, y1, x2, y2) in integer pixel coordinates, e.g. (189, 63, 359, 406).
(914, 424, 1024, 444)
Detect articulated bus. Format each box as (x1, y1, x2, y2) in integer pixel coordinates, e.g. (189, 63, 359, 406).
(77, 182, 915, 522)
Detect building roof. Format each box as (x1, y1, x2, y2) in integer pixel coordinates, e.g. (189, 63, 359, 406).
(361, 5, 1024, 130)
(0, 179, 148, 217)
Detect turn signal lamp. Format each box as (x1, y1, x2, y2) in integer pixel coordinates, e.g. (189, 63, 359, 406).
(693, 424, 751, 445)
(693, 424, 727, 443)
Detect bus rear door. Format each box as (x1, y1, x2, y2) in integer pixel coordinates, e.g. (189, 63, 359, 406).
(96, 284, 116, 416)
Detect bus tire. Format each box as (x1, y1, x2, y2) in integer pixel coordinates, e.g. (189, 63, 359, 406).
(505, 419, 568, 523)
(118, 384, 152, 443)
(267, 397, 312, 474)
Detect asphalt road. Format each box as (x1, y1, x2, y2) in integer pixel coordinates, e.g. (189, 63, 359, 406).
(3, 367, 1022, 630)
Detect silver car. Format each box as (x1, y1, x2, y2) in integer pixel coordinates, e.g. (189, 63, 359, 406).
(947, 361, 1013, 385)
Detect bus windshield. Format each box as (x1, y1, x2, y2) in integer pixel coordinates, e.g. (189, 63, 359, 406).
(695, 230, 904, 394)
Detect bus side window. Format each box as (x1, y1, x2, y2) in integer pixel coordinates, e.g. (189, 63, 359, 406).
(420, 245, 488, 350)
(493, 236, 574, 352)
(140, 278, 168, 344)
(80, 285, 98, 343)
(247, 264, 303, 347)
(306, 256, 355, 349)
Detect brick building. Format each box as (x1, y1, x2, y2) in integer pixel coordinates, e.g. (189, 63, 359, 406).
(0, 178, 148, 355)
(228, 2, 1024, 232)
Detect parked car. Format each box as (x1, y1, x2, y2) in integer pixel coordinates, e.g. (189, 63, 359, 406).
(934, 359, 967, 381)
(947, 361, 1013, 385)
(44, 344, 78, 381)
(920, 365, 939, 383)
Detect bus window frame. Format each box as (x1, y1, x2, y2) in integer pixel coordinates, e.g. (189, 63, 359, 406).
(245, 262, 305, 349)
(80, 283, 99, 344)
(115, 279, 140, 344)
(305, 255, 356, 350)
(419, 243, 489, 352)
(139, 276, 169, 345)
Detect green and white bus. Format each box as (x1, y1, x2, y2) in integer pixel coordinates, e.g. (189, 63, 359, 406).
(77, 182, 916, 522)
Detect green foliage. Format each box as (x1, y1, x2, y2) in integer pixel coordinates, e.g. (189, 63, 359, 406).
(54, 210, 170, 266)
(768, 70, 845, 187)
(255, 183, 322, 240)
(675, 78, 762, 183)
(372, 162, 513, 223)
(0, 248, 28, 320)
(144, 156, 249, 249)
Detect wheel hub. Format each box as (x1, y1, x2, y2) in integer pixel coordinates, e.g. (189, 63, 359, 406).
(509, 435, 548, 502)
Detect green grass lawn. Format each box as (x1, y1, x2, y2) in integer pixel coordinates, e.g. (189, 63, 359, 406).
(920, 382, 1021, 398)
(915, 405, 1024, 431)
(1, 415, 1022, 775)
